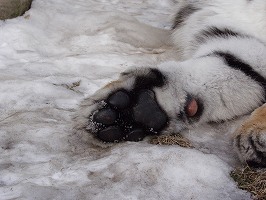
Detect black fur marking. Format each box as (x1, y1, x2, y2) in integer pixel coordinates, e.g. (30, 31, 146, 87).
(249, 135, 258, 153)
(247, 134, 266, 167)
(213, 51, 266, 98)
(172, 4, 199, 29)
(134, 68, 166, 90)
(196, 27, 247, 44)
(246, 160, 265, 168)
(235, 135, 242, 151)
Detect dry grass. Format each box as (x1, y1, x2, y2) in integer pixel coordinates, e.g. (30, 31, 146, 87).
(151, 134, 266, 200)
(151, 134, 266, 199)
(231, 166, 266, 200)
(150, 133, 193, 148)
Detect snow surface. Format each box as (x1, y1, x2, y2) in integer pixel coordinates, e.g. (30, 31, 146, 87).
(0, 0, 251, 199)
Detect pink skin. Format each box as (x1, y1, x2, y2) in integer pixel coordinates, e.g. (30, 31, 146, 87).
(186, 99, 198, 117)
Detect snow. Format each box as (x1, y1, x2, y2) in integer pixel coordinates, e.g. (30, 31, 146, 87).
(0, 0, 251, 199)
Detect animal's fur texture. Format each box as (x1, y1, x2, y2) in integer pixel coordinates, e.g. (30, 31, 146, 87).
(74, 0, 266, 167)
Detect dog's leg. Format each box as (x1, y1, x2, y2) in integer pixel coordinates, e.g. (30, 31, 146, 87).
(234, 104, 266, 167)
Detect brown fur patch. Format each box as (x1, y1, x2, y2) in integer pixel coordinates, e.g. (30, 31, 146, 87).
(235, 104, 266, 136)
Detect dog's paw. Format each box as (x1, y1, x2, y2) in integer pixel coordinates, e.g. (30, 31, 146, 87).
(73, 68, 173, 145)
(91, 89, 168, 142)
(74, 67, 201, 146)
(234, 104, 266, 168)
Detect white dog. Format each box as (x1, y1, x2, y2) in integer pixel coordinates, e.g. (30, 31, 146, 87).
(74, 0, 266, 168)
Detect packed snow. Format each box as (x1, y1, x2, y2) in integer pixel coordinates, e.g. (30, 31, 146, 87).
(0, 0, 251, 199)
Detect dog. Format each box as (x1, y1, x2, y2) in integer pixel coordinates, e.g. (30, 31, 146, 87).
(74, 0, 266, 168)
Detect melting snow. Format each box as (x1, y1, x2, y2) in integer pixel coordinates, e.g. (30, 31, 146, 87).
(0, 0, 251, 199)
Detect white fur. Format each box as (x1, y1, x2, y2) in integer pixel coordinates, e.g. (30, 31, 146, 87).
(76, 0, 266, 135)
(172, 0, 266, 59)
(75, 0, 266, 164)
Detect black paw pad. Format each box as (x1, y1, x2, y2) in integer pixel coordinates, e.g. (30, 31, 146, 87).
(108, 91, 130, 109)
(93, 108, 117, 125)
(133, 90, 167, 131)
(91, 89, 168, 143)
(97, 126, 124, 142)
(125, 128, 146, 142)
